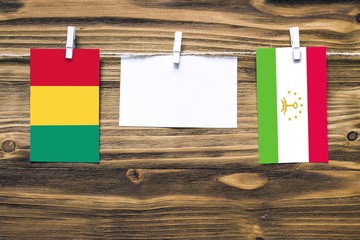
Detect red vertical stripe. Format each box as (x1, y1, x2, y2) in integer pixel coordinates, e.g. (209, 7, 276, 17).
(30, 49, 100, 86)
(306, 47, 328, 163)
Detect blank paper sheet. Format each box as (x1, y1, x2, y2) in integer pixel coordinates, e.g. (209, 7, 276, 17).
(119, 55, 237, 128)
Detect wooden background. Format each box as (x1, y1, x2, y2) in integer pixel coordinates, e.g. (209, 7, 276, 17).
(0, 0, 359, 239)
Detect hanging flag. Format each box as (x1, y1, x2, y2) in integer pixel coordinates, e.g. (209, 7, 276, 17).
(256, 47, 328, 164)
(30, 49, 100, 163)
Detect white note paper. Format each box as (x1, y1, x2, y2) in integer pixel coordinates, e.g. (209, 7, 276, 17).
(119, 56, 237, 128)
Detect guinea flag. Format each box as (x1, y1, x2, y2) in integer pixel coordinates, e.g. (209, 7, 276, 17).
(256, 47, 328, 164)
(30, 49, 100, 163)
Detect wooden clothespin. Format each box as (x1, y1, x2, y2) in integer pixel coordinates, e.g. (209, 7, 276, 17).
(173, 31, 182, 64)
(290, 27, 301, 61)
(66, 26, 76, 59)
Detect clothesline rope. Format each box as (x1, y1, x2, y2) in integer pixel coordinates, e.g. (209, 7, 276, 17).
(0, 51, 359, 58)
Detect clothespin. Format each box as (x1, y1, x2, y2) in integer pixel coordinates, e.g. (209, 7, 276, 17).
(173, 31, 182, 64)
(66, 26, 76, 59)
(290, 27, 301, 60)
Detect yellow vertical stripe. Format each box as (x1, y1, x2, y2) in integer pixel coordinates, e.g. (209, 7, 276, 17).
(30, 86, 99, 125)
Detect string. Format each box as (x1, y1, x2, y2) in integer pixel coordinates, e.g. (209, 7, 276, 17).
(0, 51, 359, 58)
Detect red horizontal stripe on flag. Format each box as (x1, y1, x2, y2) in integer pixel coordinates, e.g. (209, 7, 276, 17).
(306, 47, 328, 163)
(30, 49, 99, 86)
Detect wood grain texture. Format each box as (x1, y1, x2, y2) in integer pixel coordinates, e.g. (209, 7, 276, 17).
(0, 0, 359, 239)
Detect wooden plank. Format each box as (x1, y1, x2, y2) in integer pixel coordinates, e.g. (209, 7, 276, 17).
(0, 0, 359, 239)
(0, 165, 359, 239)
(0, 1, 358, 54)
(0, 56, 359, 167)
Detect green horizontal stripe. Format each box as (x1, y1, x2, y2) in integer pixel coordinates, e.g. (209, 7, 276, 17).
(30, 125, 99, 163)
(256, 48, 278, 164)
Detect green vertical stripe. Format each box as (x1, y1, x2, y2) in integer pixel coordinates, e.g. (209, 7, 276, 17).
(30, 125, 99, 163)
(256, 48, 278, 164)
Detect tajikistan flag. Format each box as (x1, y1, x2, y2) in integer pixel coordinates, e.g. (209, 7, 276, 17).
(256, 47, 328, 164)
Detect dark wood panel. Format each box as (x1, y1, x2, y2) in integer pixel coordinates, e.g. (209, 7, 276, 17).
(0, 0, 359, 239)
(0, 56, 359, 166)
(0, 165, 359, 239)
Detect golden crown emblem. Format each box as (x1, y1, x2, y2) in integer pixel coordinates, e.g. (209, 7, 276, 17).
(281, 90, 304, 121)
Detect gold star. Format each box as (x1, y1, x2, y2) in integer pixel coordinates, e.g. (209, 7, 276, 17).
(288, 90, 291, 94)
(294, 115, 298, 119)
(300, 104, 303, 107)
(294, 92, 297, 96)
(288, 117, 292, 121)
(299, 110, 302, 114)
(298, 97, 302, 101)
